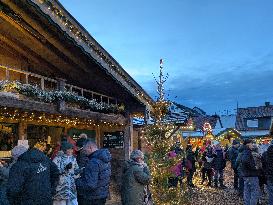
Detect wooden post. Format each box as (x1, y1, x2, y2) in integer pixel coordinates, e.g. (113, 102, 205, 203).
(96, 126, 101, 148)
(18, 121, 27, 140)
(5, 69, 9, 80)
(124, 114, 133, 160)
(25, 74, 29, 84)
(41, 78, 45, 90)
(81, 88, 84, 96)
(57, 78, 66, 112)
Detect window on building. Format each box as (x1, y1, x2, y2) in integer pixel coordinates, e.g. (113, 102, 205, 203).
(246, 119, 258, 128)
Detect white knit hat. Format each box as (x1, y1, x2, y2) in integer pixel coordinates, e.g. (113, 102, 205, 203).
(11, 145, 28, 159)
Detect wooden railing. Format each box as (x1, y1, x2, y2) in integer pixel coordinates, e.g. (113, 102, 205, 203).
(0, 65, 117, 105)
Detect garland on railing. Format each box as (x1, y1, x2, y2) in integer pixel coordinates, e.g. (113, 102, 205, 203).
(0, 81, 124, 114)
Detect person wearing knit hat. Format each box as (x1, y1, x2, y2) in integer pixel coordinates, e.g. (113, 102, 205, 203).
(122, 150, 151, 205)
(130, 150, 144, 161)
(60, 141, 73, 153)
(241, 138, 260, 205)
(11, 145, 28, 161)
(0, 145, 28, 205)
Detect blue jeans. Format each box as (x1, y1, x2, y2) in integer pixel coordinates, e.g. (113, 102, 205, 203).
(243, 177, 260, 205)
(214, 169, 224, 185)
(268, 180, 273, 205)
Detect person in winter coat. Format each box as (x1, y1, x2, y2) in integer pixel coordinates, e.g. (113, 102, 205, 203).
(228, 139, 240, 190)
(76, 141, 111, 205)
(186, 144, 196, 187)
(6, 142, 59, 205)
(53, 142, 81, 205)
(262, 141, 273, 205)
(251, 144, 264, 198)
(168, 150, 183, 187)
(235, 144, 247, 197)
(241, 139, 260, 205)
(121, 150, 151, 205)
(212, 141, 226, 188)
(0, 145, 28, 205)
(201, 146, 214, 187)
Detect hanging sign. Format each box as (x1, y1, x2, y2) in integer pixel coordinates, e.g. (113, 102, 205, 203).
(103, 131, 124, 149)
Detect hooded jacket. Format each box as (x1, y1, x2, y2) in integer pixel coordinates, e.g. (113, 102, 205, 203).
(228, 146, 239, 169)
(6, 148, 59, 205)
(121, 160, 151, 205)
(235, 145, 247, 177)
(212, 147, 226, 170)
(241, 147, 259, 177)
(0, 164, 10, 205)
(76, 149, 111, 200)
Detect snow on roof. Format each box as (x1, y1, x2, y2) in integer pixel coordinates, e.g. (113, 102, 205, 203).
(215, 115, 236, 129)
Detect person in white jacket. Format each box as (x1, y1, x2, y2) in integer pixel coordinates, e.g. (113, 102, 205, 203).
(53, 142, 80, 205)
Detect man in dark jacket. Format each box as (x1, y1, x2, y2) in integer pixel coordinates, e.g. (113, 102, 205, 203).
(241, 139, 260, 205)
(186, 144, 196, 187)
(76, 141, 111, 205)
(235, 144, 246, 197)
(212, 141, 226, 188)
(6, 142, 59, 205)
(262, 141, 273, 205)
(228, 139, 240, 190)
(201, 146, 213, 186)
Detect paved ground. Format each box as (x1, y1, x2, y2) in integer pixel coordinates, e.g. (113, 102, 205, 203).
(106, 163, 268, 205)
(188, 163, 268, 205)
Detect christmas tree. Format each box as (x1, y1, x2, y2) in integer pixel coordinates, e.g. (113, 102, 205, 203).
(143, 60, 190, 205)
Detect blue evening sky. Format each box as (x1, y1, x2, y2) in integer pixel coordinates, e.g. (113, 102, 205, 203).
(60, 0, 273, 115)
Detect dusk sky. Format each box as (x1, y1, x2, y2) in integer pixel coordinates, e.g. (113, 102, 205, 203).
(60, 0, 273, 115)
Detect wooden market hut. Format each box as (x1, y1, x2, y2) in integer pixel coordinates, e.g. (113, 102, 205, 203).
(0, 0, 154, 184)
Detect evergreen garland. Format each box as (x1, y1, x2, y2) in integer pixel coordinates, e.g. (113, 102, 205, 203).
(0, 81, 124, 114)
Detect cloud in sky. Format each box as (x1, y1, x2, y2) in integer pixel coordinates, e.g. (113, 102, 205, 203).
(60, 0, 273, 114)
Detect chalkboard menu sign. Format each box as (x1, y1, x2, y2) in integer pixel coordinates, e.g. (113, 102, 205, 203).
(103, 131, 124, 149)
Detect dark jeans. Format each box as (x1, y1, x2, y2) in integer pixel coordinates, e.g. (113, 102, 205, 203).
(233, 168, 239, 189)
(202, 168, 212, 185)
(268, 180, 273, 205)
(187, 169, 195, 185)
(243, 177, 260, 205)
(78, 197, 107, 205)
(214, 169, 224, 186)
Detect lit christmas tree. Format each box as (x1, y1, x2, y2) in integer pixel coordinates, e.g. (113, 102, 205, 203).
(143, 59, 190, 205)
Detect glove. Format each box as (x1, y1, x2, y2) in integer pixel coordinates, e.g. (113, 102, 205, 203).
(65, 162, 73, 171)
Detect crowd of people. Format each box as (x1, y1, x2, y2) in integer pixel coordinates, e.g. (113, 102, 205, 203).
(167, 139, 273, 205)
(0, 133, 273, 205)
(0, 134, 112, 205)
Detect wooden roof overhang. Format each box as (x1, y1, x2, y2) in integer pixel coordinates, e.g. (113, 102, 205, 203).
(0, 0, 154, 114)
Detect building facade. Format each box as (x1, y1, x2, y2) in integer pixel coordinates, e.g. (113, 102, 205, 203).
(0, 0, 154, 185)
